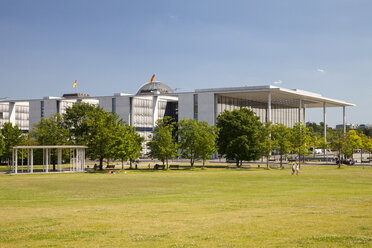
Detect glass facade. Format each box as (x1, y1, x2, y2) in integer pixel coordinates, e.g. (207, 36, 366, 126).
(216, 95, 299, 127)
(193, 94, 198, 120)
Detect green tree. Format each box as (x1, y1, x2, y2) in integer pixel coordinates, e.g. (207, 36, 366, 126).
(260, 122, 274, 169)
(271, 123, 292, 168)
(1, 122, 24, 164)
(290, 123, 311, 166)
(196, 121, 217, 167)
(359, 133, 369, 163)
(113, 123, 144, 169)
(329, 129, 347, 168)
(344, 130, 362, 159)
(177, 119, 217, 167)
(147, 117, 178, 169)
(31, 114, 70, 170)
(0, 133, 4, 158)
(63, 102, 97, 145)
(216, 108, 264, 167)
(85, 108, 120, 169)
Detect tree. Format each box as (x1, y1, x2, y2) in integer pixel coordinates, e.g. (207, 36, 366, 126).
(260, 122, 274, 169)
(0, 133, 4, 159)
(113, 123, 144, 169)
(1, 122, 24, 164)
(290, 123, 311, 167)
(196, 121, 217, 167)
(147, 117, 178, 169)
(329, 129, 347, 168)
(63, 102, 97, 145)
(31, 114, 70, 170)
(216, 108, 264, 167)
(85, 107, 120, 169)
(177, 119, 217, 167)
(359, 133, 370, 163)
(271, 123, 292, 168)
(344, 130, 362, 159)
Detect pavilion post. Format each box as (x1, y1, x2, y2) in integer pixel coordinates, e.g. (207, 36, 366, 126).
(12, 149, 14, 173)
(323, 103, 327, 164)
(21, 149, 23, 173)
(31, 149, 34, 173)
(27, 149, 30, 172)
(15, 148, 18, 174)
(45, 148, 49, 173)
(58, 148, 62, 172)
(343, 106, 346, 134)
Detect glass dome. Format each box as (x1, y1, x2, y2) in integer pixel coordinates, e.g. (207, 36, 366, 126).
(136, 81, 174, 95)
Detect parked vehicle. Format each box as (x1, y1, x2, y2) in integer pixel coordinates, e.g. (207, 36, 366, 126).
(335, 158, 355, 165)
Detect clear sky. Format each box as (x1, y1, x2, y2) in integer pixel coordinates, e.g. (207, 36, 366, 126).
(1, 0, 371, 126)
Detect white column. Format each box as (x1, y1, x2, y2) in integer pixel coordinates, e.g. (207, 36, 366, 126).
(343, 106, 346, 134)
(298, 99, 302, 124)
(58, 148, 62, 172)
(152, 96, 159, 127)
(303, 105, 306, 125)
(323, 103, 327, 142)
(45, 148, 49, 173)
(15, 149, 18, 174)
(323, 103, 327, 163)
(8, 102, 16, 126)
(27, 149, 30, 172)
(31, 149, 34, 173)
(267, 92, 271, 123)
(21, 149, 23, 173)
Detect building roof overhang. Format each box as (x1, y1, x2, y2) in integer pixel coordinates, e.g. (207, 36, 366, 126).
(195, 85, 355, 108)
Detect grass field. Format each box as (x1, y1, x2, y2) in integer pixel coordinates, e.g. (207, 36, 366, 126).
(0, 165, 371, 247)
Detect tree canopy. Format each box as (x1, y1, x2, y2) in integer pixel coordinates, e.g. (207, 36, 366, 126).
(177, 119, 217, 167)
(216, 108, 265, 167)
(147, 117, 178, 169)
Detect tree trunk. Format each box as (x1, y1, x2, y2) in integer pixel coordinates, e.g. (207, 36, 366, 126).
(280, 154, 283, 168)
(190, 158, 194, 167)
(203, 159, 205, 167)
(338, 150, 342, 168)
(99, 158, 103, 170)
(236, 160, 239, 167)
(266, 156, 269, 169)
(122, 159, 124, 170)
(166, 158, 168, 169)
(298, 152, 301, 167)
(361, 149, 363, 164)
(130, 160, 132, 169)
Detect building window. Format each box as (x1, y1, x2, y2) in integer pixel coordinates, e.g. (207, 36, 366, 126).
(194, 94, 198, 121)
(0, 112, 3, 119)
(41, 101, 44, 118)
(112, 98, 116, 113)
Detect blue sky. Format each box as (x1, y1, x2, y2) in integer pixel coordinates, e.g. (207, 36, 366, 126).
(1, 0, 371, 126)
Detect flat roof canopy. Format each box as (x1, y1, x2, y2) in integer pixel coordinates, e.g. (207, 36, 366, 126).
(196, 85, 355, 108)
(12, 145, 88, 149)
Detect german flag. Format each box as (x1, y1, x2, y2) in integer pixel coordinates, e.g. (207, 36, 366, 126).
(149, 74, 155, 83)
(73, 80, 77, 88)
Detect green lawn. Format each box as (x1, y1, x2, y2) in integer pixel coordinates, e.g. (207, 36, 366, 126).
(0, 166, 371, 247)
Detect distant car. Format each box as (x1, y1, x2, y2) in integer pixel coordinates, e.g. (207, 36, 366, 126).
(335, 158, 355, 165)
(226, 158, 237, 163)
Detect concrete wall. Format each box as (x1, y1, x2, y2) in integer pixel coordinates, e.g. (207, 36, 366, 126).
(178, 93, 194, 121)
(198, 92, 216, 125)
(97, 97, 112, 112)
(116, 96, 131, 124)
(29, 100, 41, 130)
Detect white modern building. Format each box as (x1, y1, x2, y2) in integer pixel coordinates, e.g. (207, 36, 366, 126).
(1, 82, 355, 154)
